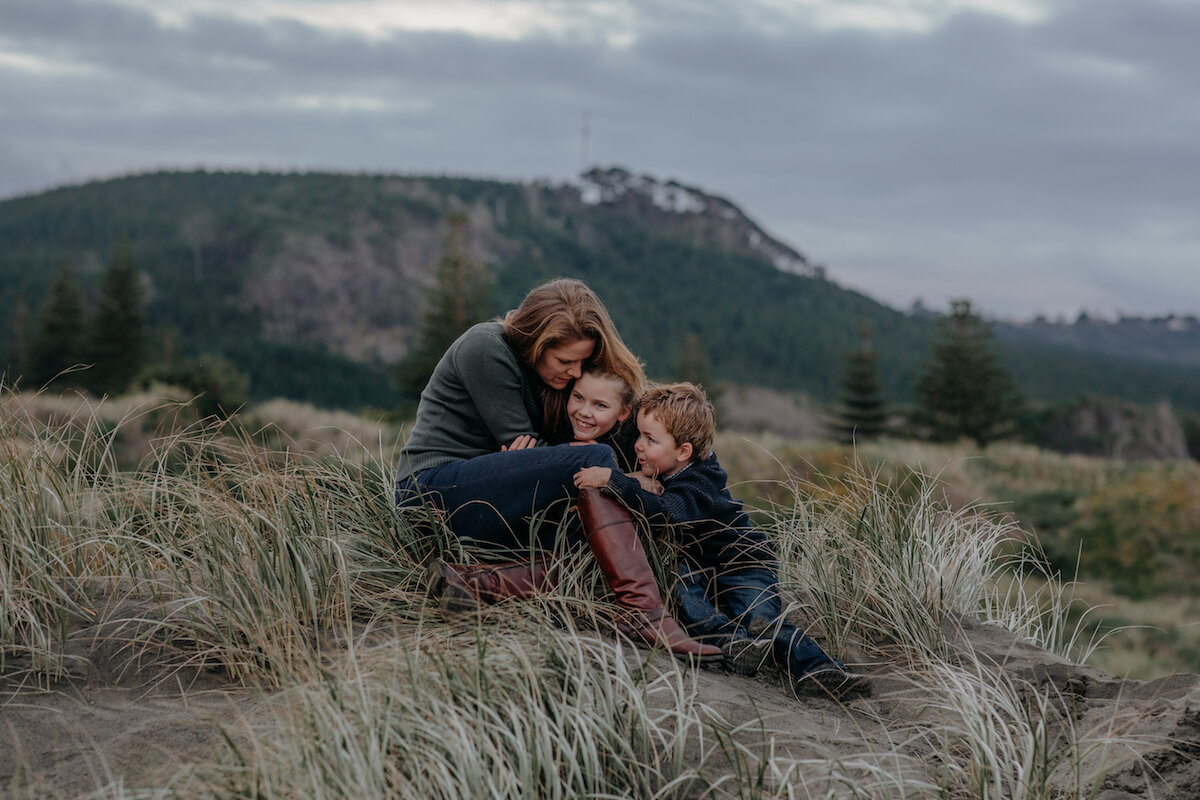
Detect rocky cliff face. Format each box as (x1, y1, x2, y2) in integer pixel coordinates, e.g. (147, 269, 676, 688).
(575, 166, 822, 278)
(236, 168, 821, 366)
(238, 179, 522, 365)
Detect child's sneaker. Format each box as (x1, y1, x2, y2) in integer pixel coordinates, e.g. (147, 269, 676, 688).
(792, 666, 871, 699)
(721, 637, 772, 676)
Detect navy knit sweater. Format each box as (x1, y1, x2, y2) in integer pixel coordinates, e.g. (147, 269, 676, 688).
(606, 453, 777, 572)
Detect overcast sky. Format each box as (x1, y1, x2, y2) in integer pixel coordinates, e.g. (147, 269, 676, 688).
(2, 0, 1197, 320)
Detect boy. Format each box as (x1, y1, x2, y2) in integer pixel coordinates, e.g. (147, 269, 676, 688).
(574, 382, 868, 697)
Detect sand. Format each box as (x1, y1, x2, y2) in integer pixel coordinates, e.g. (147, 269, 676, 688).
(4, 603, 1199, 799)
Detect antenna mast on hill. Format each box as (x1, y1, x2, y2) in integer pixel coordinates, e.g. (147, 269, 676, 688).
(580, 109, 591, 172)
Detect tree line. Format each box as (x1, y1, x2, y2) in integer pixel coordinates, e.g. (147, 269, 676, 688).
(834, 299, 1022, 447)
(7, 226, 1188, 461)
(5, 241, 249, 417)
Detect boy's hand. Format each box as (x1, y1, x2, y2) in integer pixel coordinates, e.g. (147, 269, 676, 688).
(628, 472, 663, 494)
(574, 467, 612, 489)
(502, 434, 537, 451)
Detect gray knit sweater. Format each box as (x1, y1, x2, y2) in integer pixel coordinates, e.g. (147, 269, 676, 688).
(395, 321, 544, 479)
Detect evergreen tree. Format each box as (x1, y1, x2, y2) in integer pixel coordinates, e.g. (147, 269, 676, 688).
(5, 293, 30, 385)
(27, 263, 88, 388)
(913, 299, 1021, 447)
(395, 212, 493, 398)
(836, 322, 888, 442)
(674, 332, 723, 412)
(88, 240, 146, 396)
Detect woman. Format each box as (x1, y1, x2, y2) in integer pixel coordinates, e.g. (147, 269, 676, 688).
(396, 278, 718, 660)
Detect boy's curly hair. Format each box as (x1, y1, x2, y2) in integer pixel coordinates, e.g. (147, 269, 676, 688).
(638, 382, 715, 462)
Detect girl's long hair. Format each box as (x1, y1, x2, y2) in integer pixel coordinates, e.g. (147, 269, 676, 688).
(503, 278, 646, 438)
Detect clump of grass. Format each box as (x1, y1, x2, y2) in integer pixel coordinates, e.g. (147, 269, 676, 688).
(112, 422, 384, 685)
(911, 659, 1138, 800)
(215, 609, 714, 799)
(0, 387, 130, 683)
(764, 460, 1091, 666)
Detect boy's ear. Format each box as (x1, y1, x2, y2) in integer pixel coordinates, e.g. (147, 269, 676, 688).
(676, 441, 693, 464)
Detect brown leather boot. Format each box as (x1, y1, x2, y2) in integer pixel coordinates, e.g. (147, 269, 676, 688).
(429, 559, 558, 615)
(577, 488, 721, 662)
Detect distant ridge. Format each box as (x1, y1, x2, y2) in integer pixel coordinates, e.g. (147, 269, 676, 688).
(3, 167, 1200, 413)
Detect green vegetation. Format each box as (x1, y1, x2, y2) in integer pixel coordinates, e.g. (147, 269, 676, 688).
(87, 240, 147, 396)
(25, 262, 87, 389)
(913, 299, 1022, 447)
(715, 435, 1200, 677)
(834, 322, 888, 442)
(5, 170, 1200, 418)
(394, 210, 494, 402)
(3, 385, 1162, 797)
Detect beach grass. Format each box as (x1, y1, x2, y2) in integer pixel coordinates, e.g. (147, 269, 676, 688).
(0, 388, 1165, 797)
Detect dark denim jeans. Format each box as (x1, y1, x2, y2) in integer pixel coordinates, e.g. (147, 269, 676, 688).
(396, 443, 619, 553)
(671, 562, 842, 679)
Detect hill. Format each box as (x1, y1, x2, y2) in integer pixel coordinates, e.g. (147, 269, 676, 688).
(4, 168, 1200, 413)
(998, 312, 1200, 367)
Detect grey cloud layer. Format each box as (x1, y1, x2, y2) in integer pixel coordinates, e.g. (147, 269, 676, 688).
(1, 0, 1197, 316)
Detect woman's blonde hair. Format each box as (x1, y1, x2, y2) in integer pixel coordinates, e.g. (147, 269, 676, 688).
(503, 278, 645, 436)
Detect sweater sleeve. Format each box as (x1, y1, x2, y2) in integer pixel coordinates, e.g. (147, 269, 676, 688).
(453, 327, 539, 448)
(606, 470, 707, 525)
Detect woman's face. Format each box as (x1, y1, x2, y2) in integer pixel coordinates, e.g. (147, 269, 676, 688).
(533, 338, 595, 390)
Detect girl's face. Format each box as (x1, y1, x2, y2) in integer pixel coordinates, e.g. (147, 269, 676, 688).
(567, 372, 631, 442)
(533, 338, 594, 390)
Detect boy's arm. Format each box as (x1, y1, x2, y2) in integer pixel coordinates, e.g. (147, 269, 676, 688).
(604, 471, 707, 525)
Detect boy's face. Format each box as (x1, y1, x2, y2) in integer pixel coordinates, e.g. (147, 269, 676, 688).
(567, 373, 631, 443)
(634, 409, 693, 480)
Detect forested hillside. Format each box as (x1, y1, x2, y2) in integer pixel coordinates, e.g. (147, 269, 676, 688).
(998, 313, 1200, 368)
(3, 168, 1200, 413)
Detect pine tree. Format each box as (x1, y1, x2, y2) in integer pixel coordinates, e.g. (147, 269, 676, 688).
(395, 212, 493, 398)
(836, 322, 887, 442)
(913, 299, 1021, 447)
(674, 332, 723, 412)
(5, 293, 30, 386)
(27, 263, 88, 388)
(88, 240, 147, 396)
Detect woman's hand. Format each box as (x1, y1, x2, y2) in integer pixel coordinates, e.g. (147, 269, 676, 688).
(628, 472, 663, 495)
(502, 434, 538, 451)
(574, 467, 612, 489)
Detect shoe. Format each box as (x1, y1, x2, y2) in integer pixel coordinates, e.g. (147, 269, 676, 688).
(793, 666, 872, 698)
(427, 559, 557, 615)
(721, 638, 772, 676)
(577, 489, 722, 663)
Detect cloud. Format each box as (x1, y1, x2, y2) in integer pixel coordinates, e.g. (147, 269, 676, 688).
(1, 0, 1198, 316)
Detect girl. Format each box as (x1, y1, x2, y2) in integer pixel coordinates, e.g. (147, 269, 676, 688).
(564, 368, 640, 473)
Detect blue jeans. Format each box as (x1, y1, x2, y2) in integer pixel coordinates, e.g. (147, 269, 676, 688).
(671, 562, 843, 679)
(396, 444, 619, 554)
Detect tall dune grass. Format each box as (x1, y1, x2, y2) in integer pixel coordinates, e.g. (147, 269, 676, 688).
(2, 390, 1152, 798)
(0, 389, 131, 683)
(765, 460, 1097, 667)
(216, 612, 715, 800)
